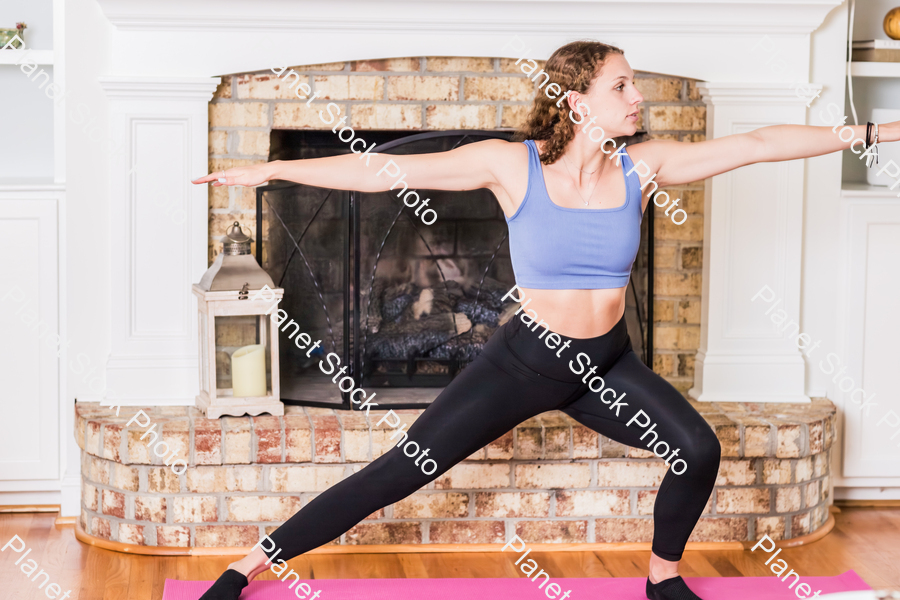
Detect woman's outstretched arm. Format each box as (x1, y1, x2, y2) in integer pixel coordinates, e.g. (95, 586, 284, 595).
(631, 121, 900, 188)
(191, 137, 511, 194)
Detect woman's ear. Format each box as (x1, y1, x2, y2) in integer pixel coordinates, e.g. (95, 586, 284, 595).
(567, 91, 588, 117)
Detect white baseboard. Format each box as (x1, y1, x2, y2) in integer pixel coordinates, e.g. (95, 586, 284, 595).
(0, 491, 62, 506)
(834, 487, 900, 500)
(60, 477, 80, 517)
(0, 479, 63, 492)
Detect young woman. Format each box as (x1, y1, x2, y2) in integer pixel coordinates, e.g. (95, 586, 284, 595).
(192, 41, 899, 600)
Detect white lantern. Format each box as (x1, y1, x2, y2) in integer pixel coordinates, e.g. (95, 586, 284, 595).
(192, 222, 284, 418)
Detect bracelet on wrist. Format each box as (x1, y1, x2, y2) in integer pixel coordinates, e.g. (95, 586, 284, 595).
(864, 121, 880, 168)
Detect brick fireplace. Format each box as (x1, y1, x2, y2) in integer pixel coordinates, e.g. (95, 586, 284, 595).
(207, 56, 706, 394)
(77, 0, 844, 547)
(73, 52, 839, 551)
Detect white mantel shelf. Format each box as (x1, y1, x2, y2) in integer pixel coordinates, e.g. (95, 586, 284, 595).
(97, 0, 842, 34)
(95, 0, 842, 84)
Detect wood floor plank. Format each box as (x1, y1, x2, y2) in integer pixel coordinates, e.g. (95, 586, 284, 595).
(277, 556, 315, 581)
(594, 551, 652, 577)
(55, 526, 88, 600)
(418, 552, 516, 578)
(396, 553, 429, 578)
(124, 554, 154, 600)
(0, 512, 32, 600)
(14, 512, 54, 600)
(81, 546, 113, 600)
(190, 555, 233, 583)
(100, 550, 131, 600)
(570, 551, 614, 578)
(150, 557, 177, 600)
(306, 552, 404, 579)
(678, 551, 726, 578)
(704, 553, 745, 578)
(536, 551, 598, 578)
(1, 507, 898, 599)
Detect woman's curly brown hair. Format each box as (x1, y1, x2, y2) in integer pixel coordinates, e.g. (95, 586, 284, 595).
(513, 41, 624, 164)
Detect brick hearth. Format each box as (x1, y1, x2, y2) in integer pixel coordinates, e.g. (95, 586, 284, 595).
(75, 400, 835, 549)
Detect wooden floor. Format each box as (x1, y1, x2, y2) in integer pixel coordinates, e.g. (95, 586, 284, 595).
(2, 508, 899, 599)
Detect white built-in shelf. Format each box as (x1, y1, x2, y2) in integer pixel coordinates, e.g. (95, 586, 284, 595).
(0, 49, 54, 66)
(841, 182, 900, 198)
(848, 61, 900, 78)
(0, 177, 64, 192)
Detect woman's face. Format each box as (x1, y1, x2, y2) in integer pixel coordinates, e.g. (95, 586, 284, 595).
(570, 53, 643, 139)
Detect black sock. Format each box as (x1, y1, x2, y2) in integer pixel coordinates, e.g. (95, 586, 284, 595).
(199, 569, 249, 600)
(646, 576, 704, 600)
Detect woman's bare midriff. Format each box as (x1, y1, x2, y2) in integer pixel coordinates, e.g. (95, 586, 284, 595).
(517, 286, 627, 339)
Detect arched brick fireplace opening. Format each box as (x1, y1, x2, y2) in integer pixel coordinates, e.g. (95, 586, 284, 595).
(207, 57, 705, 397)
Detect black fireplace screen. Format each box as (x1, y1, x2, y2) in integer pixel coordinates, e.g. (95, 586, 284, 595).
(256, 130, 652, 410)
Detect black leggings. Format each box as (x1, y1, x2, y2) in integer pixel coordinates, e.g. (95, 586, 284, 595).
(267, 313, 721, 562)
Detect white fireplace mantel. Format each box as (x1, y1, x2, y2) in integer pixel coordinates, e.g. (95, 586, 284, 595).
(97, 0, 839, 34)
(93, 0, 842, 82)
(92, 0, 843, 404)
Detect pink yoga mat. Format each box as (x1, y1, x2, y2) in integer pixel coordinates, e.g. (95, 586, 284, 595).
(164, 570, 870, 600)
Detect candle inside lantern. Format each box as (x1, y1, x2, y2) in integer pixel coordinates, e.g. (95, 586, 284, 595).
(231, 344, 267, 397)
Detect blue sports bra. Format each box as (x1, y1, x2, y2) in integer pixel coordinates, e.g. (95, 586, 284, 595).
(505, 139, 644, 290)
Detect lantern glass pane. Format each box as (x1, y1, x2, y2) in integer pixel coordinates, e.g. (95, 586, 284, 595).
(200, 312, 209, 394)
(262, 314, 273, 389)
(215, 314, 272, 398)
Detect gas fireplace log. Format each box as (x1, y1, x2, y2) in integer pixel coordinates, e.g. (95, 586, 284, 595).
(367, 313, 473, 360)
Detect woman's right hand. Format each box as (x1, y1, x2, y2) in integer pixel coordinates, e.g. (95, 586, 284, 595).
(191, 161, 277, 187)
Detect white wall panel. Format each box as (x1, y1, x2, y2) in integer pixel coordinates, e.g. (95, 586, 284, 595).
(0, 196, 59, 480)
(692, 84, 810, 403)
(102, 78, 218, 403)
(130, 119, 190, 337)
(841, 199, 900, 478)
(724, 157, 790, 340)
